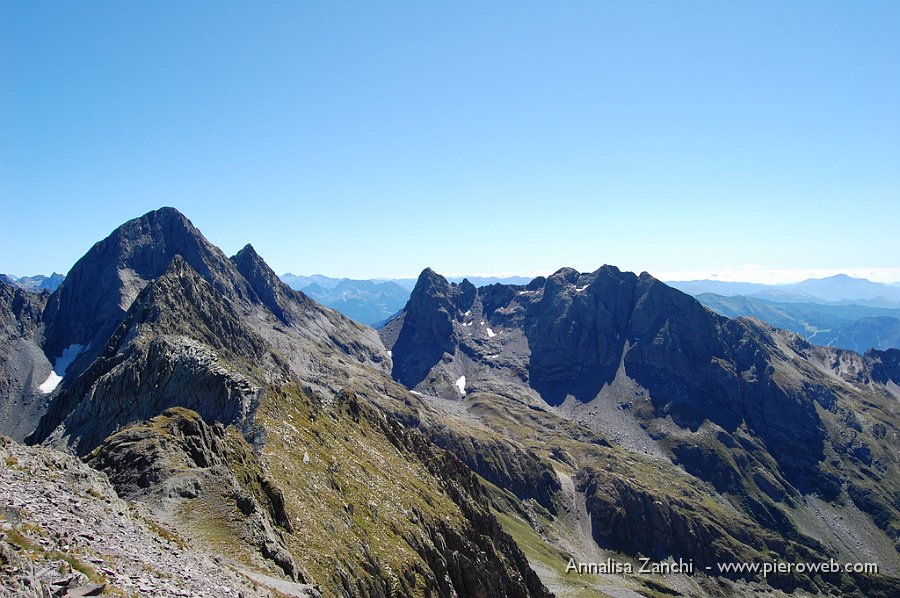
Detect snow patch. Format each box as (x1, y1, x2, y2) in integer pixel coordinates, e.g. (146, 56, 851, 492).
(486, 328, 496, 338)
(37, 343, 84, 394)
(38, 372, 63, 394)
(455, 375, 467, 396)
(575, 286, 588, 292)
(464, 310, 471, 316)
(387, 350, 392, 357)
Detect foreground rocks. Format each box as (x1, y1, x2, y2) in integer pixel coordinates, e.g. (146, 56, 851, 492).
(0, 436, 317, 598)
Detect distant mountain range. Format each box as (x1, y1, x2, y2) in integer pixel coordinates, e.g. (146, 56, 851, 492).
(669, 274, 900, 307)
(280, 273, 532, 325)
(0, 272, 65, 293)
(296, 279, 411, 327)
(664, 275, 900, 352)
(695, 293, 900, 353)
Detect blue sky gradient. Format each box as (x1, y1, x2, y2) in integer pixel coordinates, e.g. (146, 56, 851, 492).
(2, 1, 898, 281)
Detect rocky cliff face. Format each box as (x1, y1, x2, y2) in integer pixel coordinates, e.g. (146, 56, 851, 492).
(0, 280, 51, 440)
(382, 265, 900, 595)
(387, 268, 474, 388)
(864, 348, 900, 385)
(28, 256, 271, 454)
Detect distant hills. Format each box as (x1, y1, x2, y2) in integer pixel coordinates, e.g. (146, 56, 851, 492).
(669, 274, 900, 307)
(295, 279, 411, 327)
(665, 275, 900, 352)
(695, 293, 900, 353)
(0, 272, 64, 293)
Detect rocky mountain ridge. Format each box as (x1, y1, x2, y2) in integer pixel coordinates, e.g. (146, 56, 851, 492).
(381, 265, 900, 596)
(3, 207, 898, 596)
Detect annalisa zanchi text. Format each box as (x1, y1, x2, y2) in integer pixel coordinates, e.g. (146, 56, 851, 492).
(565, 557, 879, 577)
(565, 557, 693, 575)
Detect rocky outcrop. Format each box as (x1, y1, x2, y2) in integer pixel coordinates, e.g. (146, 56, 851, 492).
(87, 408, 303, 581)
(231, 244, 302, 326)
(229, 243, 388, 371)
(387, 269, 475, 388)
(426, 424, 561, 513)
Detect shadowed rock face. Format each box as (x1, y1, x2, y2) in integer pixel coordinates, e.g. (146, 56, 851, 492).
(386, 266, 832, 492)
(866, 348, 900, 384)
(389, 268, 473, 388)
(522, 266, 643, 404)
(382, 265, 900, 591)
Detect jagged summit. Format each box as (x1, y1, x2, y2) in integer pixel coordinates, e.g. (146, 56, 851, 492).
(230, 243, 310, 325)
(41, 207, 254, 375)
(416, 266, 442, 283)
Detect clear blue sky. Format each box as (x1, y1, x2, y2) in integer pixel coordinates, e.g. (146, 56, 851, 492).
(2, 1, 898, 282)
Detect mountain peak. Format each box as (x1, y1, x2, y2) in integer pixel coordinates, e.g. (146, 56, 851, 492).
(41, 206, 249, 372)
(415, 267, 448, 289)
(132, 207, 196, 239)
(231, 244, 299, 325)
(234, 243, 260, 259)
(146, 205, 187, 219)
(549, 267, 580, 284)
